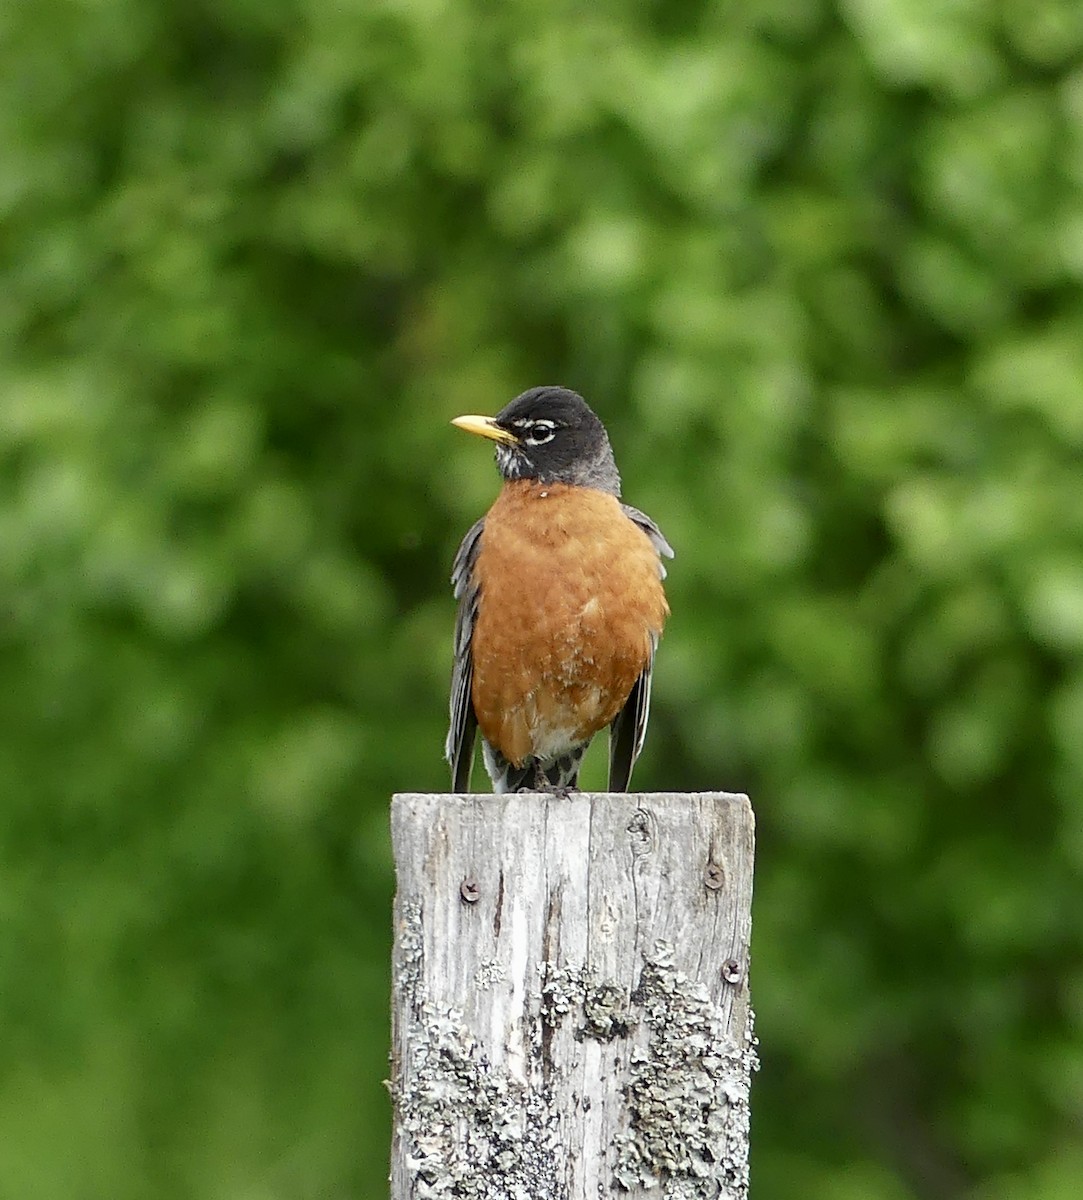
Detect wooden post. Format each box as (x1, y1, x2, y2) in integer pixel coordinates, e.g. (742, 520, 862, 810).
(389, 792, 756, 1200)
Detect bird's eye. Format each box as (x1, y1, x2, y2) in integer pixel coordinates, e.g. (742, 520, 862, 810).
(523, 420, 556, 446)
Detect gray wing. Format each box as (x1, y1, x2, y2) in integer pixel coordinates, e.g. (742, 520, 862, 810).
(446, 517, 484, 791)
(608, 642, 657, 791)
(608, 505, 674, 791)
(621, 504, 675, 578)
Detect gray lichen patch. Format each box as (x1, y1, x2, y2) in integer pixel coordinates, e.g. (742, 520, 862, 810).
(580, 982, 635, 1042)
(393, 899, 565, 1199)
(539, 964, 583, 1026)
(613, 944, 758, 1199)
(395, 898, 425, 1012)
(394, 999, 564, 1200)
(539, 965, 635, 1043)
(474, 958, 507, 990)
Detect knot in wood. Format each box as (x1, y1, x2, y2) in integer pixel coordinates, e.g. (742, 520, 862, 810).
(704, 862, 725, 890)
(627, 807, 654, 856)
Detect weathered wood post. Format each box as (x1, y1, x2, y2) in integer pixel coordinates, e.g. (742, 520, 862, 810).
(389, 791, 756, 1199)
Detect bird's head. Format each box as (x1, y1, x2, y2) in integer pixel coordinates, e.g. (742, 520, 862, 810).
(452, 386, 621, 495)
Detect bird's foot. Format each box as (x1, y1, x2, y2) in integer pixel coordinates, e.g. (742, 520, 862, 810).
(515, 782, 578, 798)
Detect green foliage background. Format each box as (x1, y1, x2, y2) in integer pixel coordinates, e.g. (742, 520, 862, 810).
(4, 0, 1083, 1196)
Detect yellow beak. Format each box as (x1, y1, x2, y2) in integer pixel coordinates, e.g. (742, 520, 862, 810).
(451, 414, 519, 446)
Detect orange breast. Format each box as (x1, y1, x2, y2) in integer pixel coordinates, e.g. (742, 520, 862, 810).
(470, 481, 669, 767)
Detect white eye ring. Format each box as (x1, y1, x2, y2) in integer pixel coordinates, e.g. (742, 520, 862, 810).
(523, 420, 556, 446)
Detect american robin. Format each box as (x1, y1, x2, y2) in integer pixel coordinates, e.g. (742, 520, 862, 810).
(446, 386, 673, 793)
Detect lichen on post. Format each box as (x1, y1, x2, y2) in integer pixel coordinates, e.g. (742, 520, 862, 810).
(389, 791, 756, 1200)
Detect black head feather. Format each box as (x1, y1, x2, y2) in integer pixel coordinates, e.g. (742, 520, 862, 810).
(490, 386, 621, 495)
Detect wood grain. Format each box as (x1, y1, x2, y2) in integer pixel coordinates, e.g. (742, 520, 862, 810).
(389, 791, 756, 1200)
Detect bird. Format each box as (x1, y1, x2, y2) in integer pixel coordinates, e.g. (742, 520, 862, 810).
(445, 385, 673, 794)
